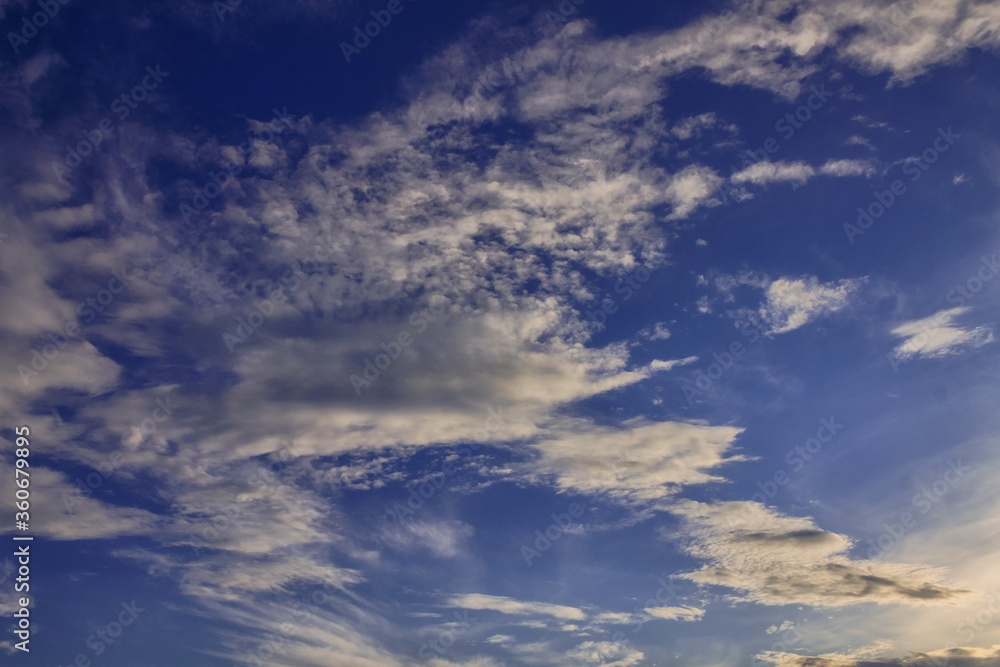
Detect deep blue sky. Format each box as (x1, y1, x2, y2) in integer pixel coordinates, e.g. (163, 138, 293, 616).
(2, 1, 1000, 666)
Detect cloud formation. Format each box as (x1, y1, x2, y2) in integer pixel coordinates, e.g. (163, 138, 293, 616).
(673, 501, 968, 607)
(758, 645, 1000, 667)
(891, 307, 995, 361)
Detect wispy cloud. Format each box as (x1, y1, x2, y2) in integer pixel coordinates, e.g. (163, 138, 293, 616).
(730, 159, 874, 186)
(719, 275, 867, 335)
(447, 593, 587, 621)
(672, 500, 969, 608)
(644, 605, 705, 622)
(890, 307, 995, 361)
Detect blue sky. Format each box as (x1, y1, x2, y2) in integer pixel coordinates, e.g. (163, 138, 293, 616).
(1, 0, 1000, 665)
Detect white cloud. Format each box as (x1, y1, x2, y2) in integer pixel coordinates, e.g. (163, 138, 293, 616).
(731, 161, 815, 186)
(21, 51, 65, 86)
(0, 463, 160, 541)
(4, 1, 999, 662)
(820, 158, 876, 177)
(484, 634, 515, 645)
(891, 307, 995, 360)
(846, 134, 876, 150)
(664, 165, 724, 219)
(648, 355, 697, 372)
(644, 605, 705, 621)
(447, 593, 587, 621)
(567, 640, 645, 667)
(672, 500, 968, 608)
(851, 115, 889, 130)
(427, 658, 504, 667)
(645, 322, 672, 341)
(525, 419, 745, 502)
(671, 112, 736, 140)
(380, 520, 474, 558)
(757, 645, 1000, 667)
(650, 0, 1000, 90)
(730, 159, 872, 187)
(733, 275, 867, 335)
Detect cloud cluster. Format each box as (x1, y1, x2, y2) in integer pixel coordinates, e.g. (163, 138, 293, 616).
(758, 645, 1000, 667)
(525, 419, 746, 502)
(672, 501, 968, 608)
(1, 0, 997, 663)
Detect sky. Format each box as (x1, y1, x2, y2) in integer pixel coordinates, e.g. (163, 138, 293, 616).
(0, 0, 999, 665)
